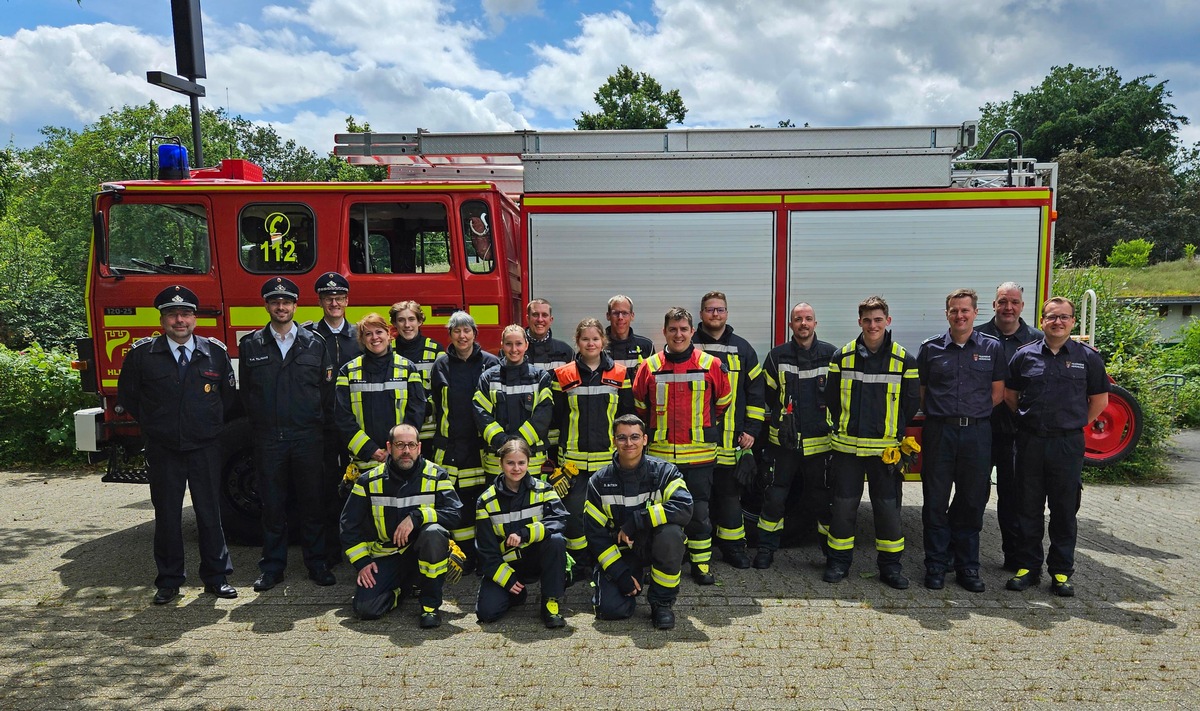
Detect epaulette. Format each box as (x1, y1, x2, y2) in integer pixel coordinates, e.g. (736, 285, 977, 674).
(301, 320, 317, 331)
(921, 333, 943, 345)
(131, 336, 155, 349)
(207, 337, 228, 351)
(977, 331, 1001, 342)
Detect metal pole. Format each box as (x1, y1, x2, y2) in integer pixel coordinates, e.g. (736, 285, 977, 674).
(189, 92, 203, 168)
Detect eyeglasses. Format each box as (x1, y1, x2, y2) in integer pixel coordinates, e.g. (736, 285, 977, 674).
(703, 307, 727, 315)
(609, 311, 632, 318)
(390, 441, 420, 450)
(321, 296, 348, 304)
(614, 434, 644, 443)
(1042, 314, 1075, 322)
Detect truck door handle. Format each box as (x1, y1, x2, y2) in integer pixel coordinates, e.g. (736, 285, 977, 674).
(431, 305, 458, 317)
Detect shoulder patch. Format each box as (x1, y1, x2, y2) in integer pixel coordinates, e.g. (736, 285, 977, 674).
(131, 336, 155, 349)
(207, 337, 228, 351)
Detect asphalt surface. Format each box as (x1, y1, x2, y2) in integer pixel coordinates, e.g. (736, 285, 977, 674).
(2, 433, 1199, 710)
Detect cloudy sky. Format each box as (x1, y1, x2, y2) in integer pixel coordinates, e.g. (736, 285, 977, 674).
(2, 0, 1198, 159)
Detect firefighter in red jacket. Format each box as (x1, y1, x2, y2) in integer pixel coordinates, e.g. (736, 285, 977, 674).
(551, 318, 635, 582)
(632, 307, 732, 585)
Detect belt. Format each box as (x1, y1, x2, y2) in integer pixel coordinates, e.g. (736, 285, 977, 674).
(926, 415, 985, 427)
(1019, 426, 1080, 437)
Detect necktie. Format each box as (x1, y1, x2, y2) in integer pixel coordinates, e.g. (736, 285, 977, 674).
(177, 345, 189, 379)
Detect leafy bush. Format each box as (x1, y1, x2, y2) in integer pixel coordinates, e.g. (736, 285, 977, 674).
(1106, 238, 1154, 268)
(0, 344, 91, 466)
(1054, 268, 1175, 480)
(1185, 244, 1197, 262)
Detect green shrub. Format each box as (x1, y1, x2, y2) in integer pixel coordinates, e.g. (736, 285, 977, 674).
(0, 344, 91, 466)
(1106, 238, 1154, 268)
(1054, 268, 1173, 480)
(1185, 244, 1197, 262)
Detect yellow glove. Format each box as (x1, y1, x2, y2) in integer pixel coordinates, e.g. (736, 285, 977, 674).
(881, 446, 901, 465)
(900, 436, 921, 456)
(446, 539, 466, 585)
(342, 463, 360, 484)
(547, 462, 578, 498)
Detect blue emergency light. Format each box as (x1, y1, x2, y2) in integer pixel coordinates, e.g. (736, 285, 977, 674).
(157, 143, 190, 180)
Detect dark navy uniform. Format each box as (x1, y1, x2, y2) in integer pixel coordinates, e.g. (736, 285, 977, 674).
(694, 325, 766, 563)
(1006, 338, 1108, 579)
(474, 472, 569, 623)
(340, 455, 462, 620)
(825, 332, 920, 582)
(118, 313, 237, 594)
(117, 331, 236, 593)
(306, 272, 361, 564)
(759, 334, 837, 553)
(585, 454, 693, 621)
(428, 343, 500, 564)
(917, 329, 1007, 582)
(975, 316, 1043, 568)
(605, 327, 655, 393)
(240, 278, 335, 583)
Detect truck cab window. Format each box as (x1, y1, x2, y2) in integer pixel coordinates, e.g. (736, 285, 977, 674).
(461, 200, 495, 274)
(347, 202, 450, 274)
(238, 203, 316, 273)
(106, 203, 210, 275)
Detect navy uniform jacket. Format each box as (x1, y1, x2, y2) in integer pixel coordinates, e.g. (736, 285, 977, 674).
(475, 473, 568, 588)
(1007, 339, 1109, 432)
(605, 327, 655, 391)
(307, 319, 361, 372)
(976, 317, 1044, 433)
(917, 330, 1008, 419)
(239, 324, 334, 438)
(584, 454, 693, 583)
(524, 329, 575, 373)
(117, 334, 238, 450)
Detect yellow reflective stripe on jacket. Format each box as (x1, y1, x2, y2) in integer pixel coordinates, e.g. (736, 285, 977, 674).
(597, 544, 623, 571)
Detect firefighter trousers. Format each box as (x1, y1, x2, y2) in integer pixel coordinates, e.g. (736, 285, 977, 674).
(255, 435, 327, 576)
(593, 524, 685, 619)
(680, 463, 714, 564)
(476, 533, 568, 622)
(1015, 430, 1084, 577)
(758, 447, 831, 552)
(561, 470, 594, 566)
(145, 443, 232, 589)
(353, 524, 450, 620)
(826, 452, 904, 573)
(712, 464, 747, 551)
(920, 420, 992, 575)
(992, 429, 1023, 565)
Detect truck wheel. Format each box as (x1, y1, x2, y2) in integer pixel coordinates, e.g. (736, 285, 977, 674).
(1083, 384, 1143, 467)
(219, 419, 263, 544)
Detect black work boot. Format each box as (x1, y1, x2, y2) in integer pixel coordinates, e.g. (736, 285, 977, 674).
(719, 545, 752, 569)
(650, 602, 676, 630)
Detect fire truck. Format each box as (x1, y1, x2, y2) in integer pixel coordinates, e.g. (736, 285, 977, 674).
(72, 122, 1142, 541)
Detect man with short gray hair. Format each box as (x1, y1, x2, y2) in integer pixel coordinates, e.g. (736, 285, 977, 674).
(976, 282, 1043, 571)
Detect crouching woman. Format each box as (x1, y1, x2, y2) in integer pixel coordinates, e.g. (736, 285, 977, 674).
(475, 439, 570, 628)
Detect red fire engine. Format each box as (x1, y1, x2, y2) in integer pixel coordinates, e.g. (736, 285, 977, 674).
(73, 122, 1142, 540)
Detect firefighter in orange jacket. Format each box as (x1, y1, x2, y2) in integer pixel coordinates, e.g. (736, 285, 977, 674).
(551, 318, 635, 582)
(632, 307, 732, 586)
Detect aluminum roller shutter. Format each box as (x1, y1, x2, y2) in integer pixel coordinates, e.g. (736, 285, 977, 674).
(789, 207, 1044, 351)
(529, 212, 777, 355)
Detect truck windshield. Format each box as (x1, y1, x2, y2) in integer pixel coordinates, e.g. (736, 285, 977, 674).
(106, 202, 210, 274)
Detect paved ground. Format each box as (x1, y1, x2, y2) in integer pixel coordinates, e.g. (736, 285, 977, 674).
(2, 434, 1199, 710)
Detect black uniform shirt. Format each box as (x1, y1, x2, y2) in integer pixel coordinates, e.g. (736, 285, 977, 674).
(917, 329, 1008, 419)
(975, 317, 1043, 432)
(1006, 338, 1109, 431)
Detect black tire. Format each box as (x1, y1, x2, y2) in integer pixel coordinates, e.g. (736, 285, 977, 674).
(218, 418, 263, 545)
(1083, 383, 1143, 467)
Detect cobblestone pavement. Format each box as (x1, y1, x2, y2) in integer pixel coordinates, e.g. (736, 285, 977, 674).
(3, 433, 1199, 710)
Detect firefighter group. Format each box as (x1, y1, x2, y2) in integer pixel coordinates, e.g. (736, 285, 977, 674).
(117, 274, 1108, 631)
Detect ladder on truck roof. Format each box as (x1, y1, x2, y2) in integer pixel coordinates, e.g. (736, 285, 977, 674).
(334, 122, 993, 194)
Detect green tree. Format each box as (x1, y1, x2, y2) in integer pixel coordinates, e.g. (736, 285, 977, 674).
(575, 66, 687, 130)
(976, 65, 1187, 164)
(1055, 148, 1197, 265)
